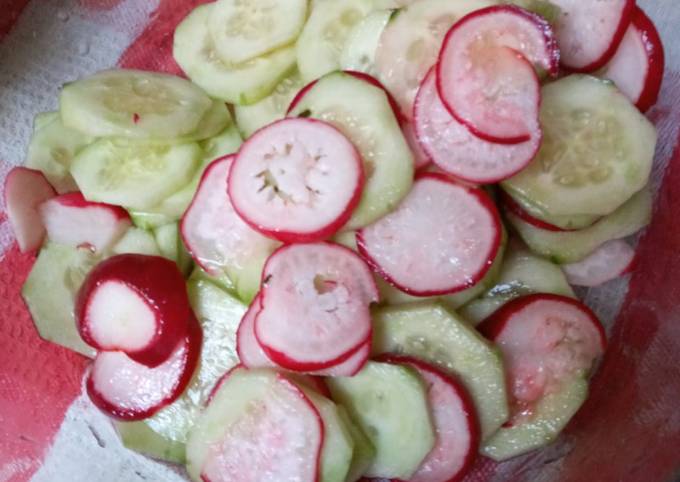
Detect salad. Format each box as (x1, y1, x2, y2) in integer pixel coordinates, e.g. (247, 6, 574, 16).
(4, 0, 664, 480)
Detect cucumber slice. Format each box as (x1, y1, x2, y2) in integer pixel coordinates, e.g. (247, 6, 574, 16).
(461, 243, 575, 325)
(111, 228, 160, 256)
(340, 9, 394, 75)
(60, 69, 212, 139)
(234, 70, 304, 139)
(190, 266, 237, 296)
(21, 242, 98, 358)
(174, 4, 297, 105)
(297, 0, 387, 82)
(503, 75, 657, 217)
(337, 406, 376, 482)
(117, 277, 246, 463)
(503, 188, 600, 230)
(507, 187, 652, 263)
(293, 384, 355, 482)
(25, 112, 94, 193)
(71, 140, 201, 210)
(327, 361, 435, 479)
(481, 377, 588, 460)
(208, 0, 308, 65)
(129, 210, 175, 230)
(372, 302, 509, 439)
(288, 71, 414, 229)
(200, 122, 243, 160)
(154, 223, 193, 275)
(505, 0, 561, 24)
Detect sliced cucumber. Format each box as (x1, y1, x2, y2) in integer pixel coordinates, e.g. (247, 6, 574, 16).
(129, 210, 174, 230)
(481, 377, 588, 461)
(340, 9, 394, 75)
(154, 223, 193, 275)
(327, 361, 435, 479)
(190, 266, 237, 297)
(293, 384, 355, 482)
(507, 187, 652, 263)
(200, 122, 243, 160)
(25, 112, 94, 193)
(505, 0, 561, 24)
(289, 71, 414, 228)
(234, 69, 304, 139)
(372, 302, 509, 439)
(174, 4, 297, 105)
(111, 227, 160, 256)
(71, 140, 201, 210)
(503, 188, 601, 230)
(338, 406, 376, 482)
(461, 243, 575, 325)
(503, 75, 657, 217)
(117, 277, 246, 463)
(208, 0, 308, 65)
(60, 69, 212, 139)
(297, 0, 387, 82)
(21, 242, 98, 358)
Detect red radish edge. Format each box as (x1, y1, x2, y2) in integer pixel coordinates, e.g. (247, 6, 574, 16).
(228, 118, 365, 244)
(357, 172, 502, 297)
(630, 6, 665, 112)
(76, 254, 192, 367)
(377, 354, 480, 482)
(205, 364, 244, 406)
(562, 239, 636, 287)
(478, 293, 607, 351)
(48, 192, 129, 218)
(436, 5, 550, 144)
(287, 71, 405, 125)
(564, 0, 636, 73)
(500, 190, 584, 232)
(4, 167, 56, 253)
(86, 313, 202, 421)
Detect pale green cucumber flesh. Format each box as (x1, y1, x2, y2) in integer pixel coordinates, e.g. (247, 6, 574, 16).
(338, 406, 376, 482)
(154, 223, 193, 275)
(21, 242, 98, 358)
(112, 228, 160, 256)
(327, 361, 435, 479)
(372, 302, 509, 439)
(340, 9, 393, 76)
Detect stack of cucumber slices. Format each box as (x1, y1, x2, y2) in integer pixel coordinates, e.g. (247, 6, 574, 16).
(5, 0, 664, 480)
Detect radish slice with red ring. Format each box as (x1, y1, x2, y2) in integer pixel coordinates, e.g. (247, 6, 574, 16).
(552, 0, 634, 72)
(478, 294, 606, 423)
(237, 296, 370, 376)
(562, 239, 636, 287)
(255, 242, 378, 372)
(599, 6, 665, 112)
(76, 254, 192, 367)
(500, 190, 577, 232)
(86, 313, 202, 421)
(39, 192, 131, 252)
(378, 355, 480, 482)
(437, 5, 557, 144)
(357, 173, 502, 296)
(403, 122, 432, 170)
(414, 69, 541, 184)
(228, 118, 364, 243)
(4, 167, 56, 253)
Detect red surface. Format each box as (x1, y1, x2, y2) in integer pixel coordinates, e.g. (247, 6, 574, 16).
(0, 0, 30, 41)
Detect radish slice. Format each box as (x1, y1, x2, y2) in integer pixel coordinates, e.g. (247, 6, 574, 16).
(189, 369, 323, 482)
(562, 239, 635, 287)
(379, 355, 479, 482)
(437, 5, 555, 144)
(39, 192, 131, 252)
(552, 0, 634, 72)
(86, 313, 202, 421)
(357, 173, 502, 296)
(478, 294, 606, 422)
(255, 243, 378, 371)
(181, 155, 280, 275)
(500, 190, 576, 232)
(76, 254, 192, 367)
(237, 296, 369, 376)
(403, 122, 432, 170)
(4, 167, 56, 252)
(414, 69, 541, 183)
(599, 6, 665, 112)
(228, 118, 364, 243)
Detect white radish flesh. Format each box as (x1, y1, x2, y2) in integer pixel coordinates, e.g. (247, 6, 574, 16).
(228, 118, 364, 243)
(4, 167, 56, 252)
(562, 239, 635, 287)
(357, 173, 502, 296)
(39, 192, 131, 252)
(415, 69, 540, 183)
